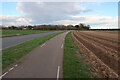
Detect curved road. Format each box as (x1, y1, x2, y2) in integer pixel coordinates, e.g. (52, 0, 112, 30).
(2, 31, 62, 49)
(2, 32, 68, 79)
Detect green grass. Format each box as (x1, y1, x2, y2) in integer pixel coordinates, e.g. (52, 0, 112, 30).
(2, 32, 64, 69)
(2, 30, 53, 37)
(63, 32, 94, 78)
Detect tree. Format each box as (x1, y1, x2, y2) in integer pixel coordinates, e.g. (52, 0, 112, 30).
(87, 25, 90, 29)
(79, 23, 85, 29)
(27, 25, 33, 30)
(75, 25, 79, 29)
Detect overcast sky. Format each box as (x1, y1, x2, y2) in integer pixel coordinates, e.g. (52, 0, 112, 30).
(1, 2, 118, 29)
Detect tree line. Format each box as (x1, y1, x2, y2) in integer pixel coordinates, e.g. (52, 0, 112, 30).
(1, 23, 90, 30)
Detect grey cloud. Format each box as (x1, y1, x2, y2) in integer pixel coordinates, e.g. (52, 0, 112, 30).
(17, 2, 93, 24)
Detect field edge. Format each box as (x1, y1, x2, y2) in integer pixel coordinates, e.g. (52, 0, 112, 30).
(63, 31, 95, 78)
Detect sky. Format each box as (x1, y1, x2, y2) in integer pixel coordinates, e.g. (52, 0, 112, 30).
(0, 2, 118, 29)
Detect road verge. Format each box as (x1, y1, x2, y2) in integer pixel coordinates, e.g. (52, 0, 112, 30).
(2, 30, 54, 38)
(63, 32, 95, 78)
(2, 32, 64, 69)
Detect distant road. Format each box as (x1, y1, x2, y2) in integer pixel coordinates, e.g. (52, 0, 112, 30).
(2, 31, 62, 49)
(3, 32, 68, 78)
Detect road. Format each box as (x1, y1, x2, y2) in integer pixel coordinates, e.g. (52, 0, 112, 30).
(2, 32, 68, 79)
(2, 31, 62, 49)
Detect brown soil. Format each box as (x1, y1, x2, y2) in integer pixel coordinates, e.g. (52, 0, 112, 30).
(71, 31, 119, 78)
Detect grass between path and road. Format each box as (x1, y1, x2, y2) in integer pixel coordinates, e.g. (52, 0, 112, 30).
(2, 31, 64, 69)
(63, 32, 95, 78)
(2, 30, 54, 37)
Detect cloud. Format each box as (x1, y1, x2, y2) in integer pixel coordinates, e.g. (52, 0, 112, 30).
(72, 15, 117, 24)
(2, 2, 118, 29)
(16, 2, 93, 24)
(55, 15, 118, 28)
(0, 15, 32, 26)
(91, 23, 118, 29)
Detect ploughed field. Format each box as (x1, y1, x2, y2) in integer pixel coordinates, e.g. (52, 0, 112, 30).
(72, 31, 119, 78)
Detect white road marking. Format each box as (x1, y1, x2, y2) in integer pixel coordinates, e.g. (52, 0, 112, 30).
(0, 72, 8, 79)
(15, 64, 18, 67)
(41, 43, 46, 47)
(9, 67, 14, 71)
(57, 66, 60, 80)
(61, 44, 63, 48)
(0, 64, 18, 78)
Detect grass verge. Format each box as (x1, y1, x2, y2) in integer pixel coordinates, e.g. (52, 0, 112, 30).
(2, 30, 53, 37)
(2, 32, 64, 69)
(63, 32, 95, 78)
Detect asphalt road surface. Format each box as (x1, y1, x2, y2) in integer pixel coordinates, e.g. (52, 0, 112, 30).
(2, 31, 62, 49)
(2, 31, 68, 78)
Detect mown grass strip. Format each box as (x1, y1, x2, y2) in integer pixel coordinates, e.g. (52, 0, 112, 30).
(2, 32, 64, 69)
(2, 30, 53, 37)
(63, 32, 94, 78)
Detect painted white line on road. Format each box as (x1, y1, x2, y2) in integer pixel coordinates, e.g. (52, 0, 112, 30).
(57, 66, 60, 80)
(0, 72, 8, 79)
(1, 64, 18, 78)
(9, 67, 14, 71)
(15, 64, 18, 67)
(61, 44, 63, 49)
(41, 43, 46, 47)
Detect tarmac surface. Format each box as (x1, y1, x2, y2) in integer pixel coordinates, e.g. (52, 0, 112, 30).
(2, 32, 68, 78)
(2, 31, 62, 49)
